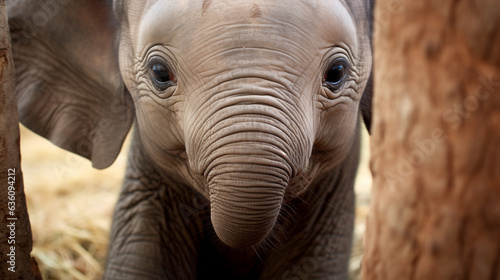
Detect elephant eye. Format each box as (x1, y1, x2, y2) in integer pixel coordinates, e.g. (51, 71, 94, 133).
(150, 61, 177, 91)
(323, 58, 350, 92)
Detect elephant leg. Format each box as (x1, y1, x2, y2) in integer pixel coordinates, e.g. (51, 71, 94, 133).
(104, 145, 207, 279)
(260, 153, 358, 280)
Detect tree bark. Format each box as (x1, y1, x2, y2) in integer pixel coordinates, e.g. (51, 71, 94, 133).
(362, 0, 500, 279)
(0, 1, 39, 279)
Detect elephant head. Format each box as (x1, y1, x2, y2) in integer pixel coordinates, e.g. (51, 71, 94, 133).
(9, 0, 373, 249)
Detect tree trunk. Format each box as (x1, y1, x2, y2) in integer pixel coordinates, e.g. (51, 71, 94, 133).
(362, 0, 500, 279)
(0, 1, 40, 279)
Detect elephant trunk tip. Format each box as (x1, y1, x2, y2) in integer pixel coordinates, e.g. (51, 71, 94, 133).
(211, 208, 280, 249)
(209, 184, 285, 249)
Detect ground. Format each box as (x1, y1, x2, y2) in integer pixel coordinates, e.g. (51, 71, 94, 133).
(20, 125, 372, 280)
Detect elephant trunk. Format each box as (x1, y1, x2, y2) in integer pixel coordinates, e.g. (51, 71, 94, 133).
(187, 94, 312, 248)
(207, 140, 291, 249)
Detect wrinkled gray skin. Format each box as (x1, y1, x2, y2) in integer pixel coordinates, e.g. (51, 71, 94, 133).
(9, 0, 373, 279)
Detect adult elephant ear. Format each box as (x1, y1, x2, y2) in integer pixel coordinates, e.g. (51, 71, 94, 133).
(7, 0, 134, 169)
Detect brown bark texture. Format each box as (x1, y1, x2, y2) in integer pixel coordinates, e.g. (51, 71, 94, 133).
(362, 0, 500, 279)
(0, 1, 39, 279)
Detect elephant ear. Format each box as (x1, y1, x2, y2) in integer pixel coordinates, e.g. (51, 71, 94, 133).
(360, 0, 375, 133)
(8, 0, 134, 169)
(360, 72, 373, 133)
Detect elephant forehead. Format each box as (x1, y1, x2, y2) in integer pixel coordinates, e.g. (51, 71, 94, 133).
(133, 0, 358, 59)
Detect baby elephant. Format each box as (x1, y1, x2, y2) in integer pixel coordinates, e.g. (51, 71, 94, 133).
(9, 0, 373, 279)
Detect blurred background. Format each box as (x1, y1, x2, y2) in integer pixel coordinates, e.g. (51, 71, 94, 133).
(20, 125, 372, 280)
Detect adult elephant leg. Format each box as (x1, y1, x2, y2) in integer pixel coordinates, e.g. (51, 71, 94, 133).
(104, 134, 205, 280)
